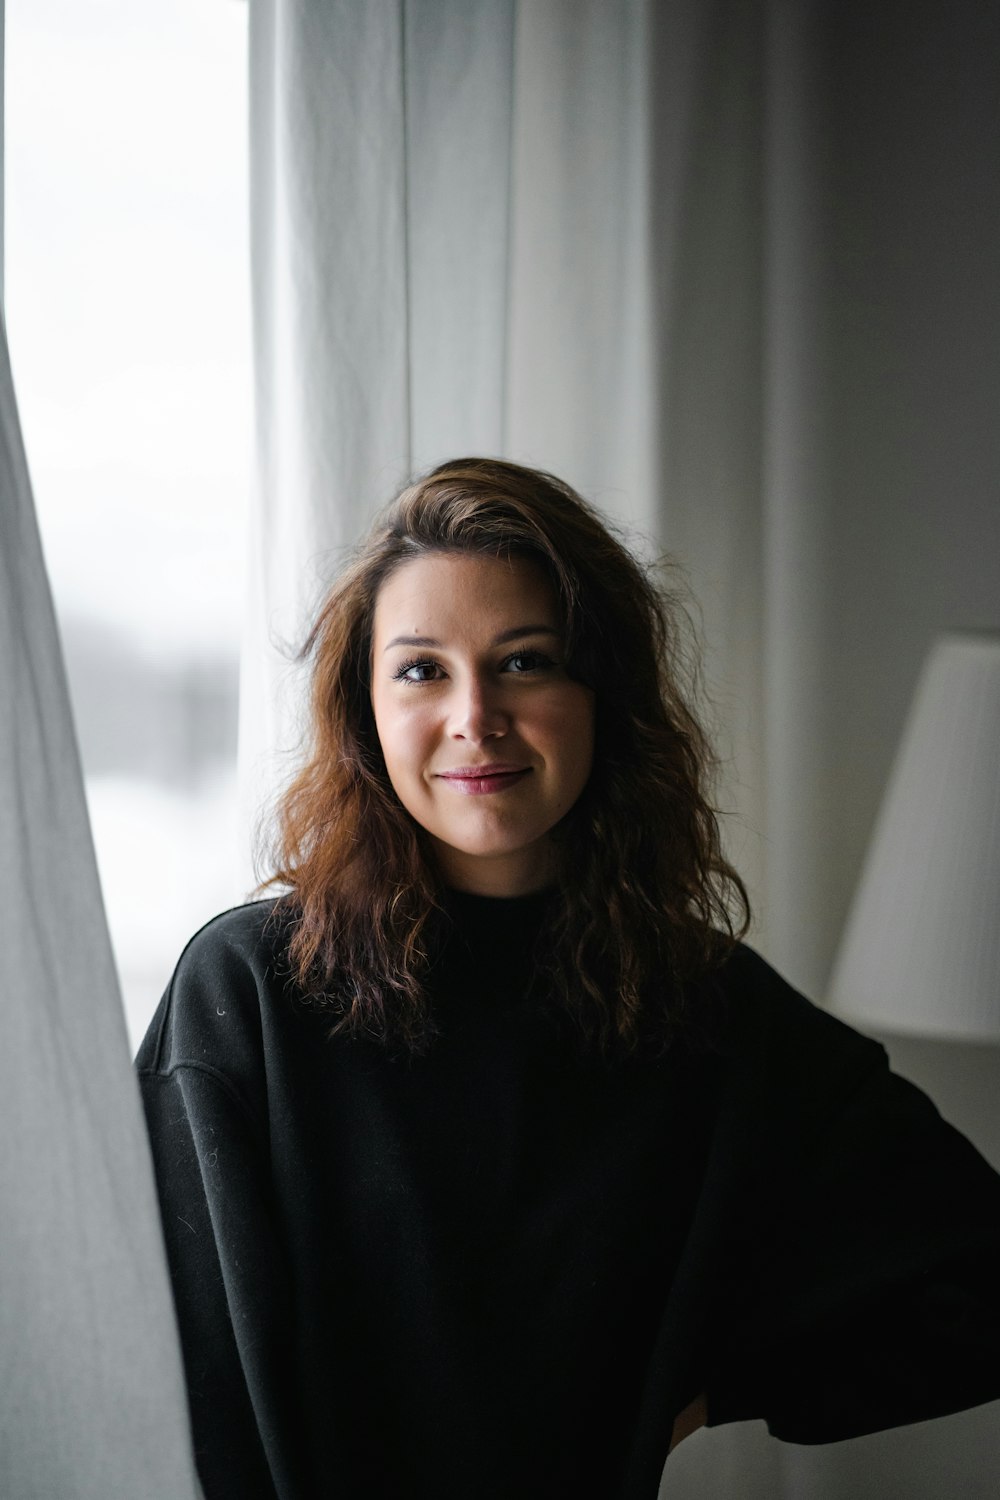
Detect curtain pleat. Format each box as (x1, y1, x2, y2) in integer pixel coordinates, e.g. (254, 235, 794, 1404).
(0, 307, 201, 1496)
(404, 0, 515, 465)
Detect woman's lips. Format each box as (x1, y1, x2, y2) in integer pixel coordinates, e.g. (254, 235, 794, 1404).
(435, 766, 531, 796)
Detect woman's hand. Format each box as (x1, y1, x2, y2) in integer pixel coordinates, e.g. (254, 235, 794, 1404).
(668, 1392, 707, 1453)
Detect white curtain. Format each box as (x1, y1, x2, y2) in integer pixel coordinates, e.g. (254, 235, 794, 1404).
(0, 308, 202, 1496)
(0, 15, 202, 1479)
(245, 1, 1000, 1494)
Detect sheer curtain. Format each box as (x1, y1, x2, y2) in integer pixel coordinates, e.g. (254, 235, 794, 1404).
(245, 1, 1000, 1495)
(0, 11, 201, 1495)
(0, 327, 201, 1498)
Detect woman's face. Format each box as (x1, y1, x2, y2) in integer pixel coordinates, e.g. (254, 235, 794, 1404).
(370, 551, 595, 896)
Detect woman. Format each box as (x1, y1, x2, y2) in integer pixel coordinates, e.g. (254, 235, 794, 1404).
(138, 458, 1000, 1499)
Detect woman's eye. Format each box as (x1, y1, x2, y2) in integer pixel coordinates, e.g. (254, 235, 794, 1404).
(503, 651, 556, 673)
(392, 650, 557, 683)
(394, 659, 441, 683)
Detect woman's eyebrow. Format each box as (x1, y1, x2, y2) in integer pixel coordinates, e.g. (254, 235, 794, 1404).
(383, 624, 562, 653)
(494, 624, 562, 645)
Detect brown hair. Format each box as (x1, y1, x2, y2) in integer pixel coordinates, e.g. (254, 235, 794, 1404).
(260, 457, 749, 1055)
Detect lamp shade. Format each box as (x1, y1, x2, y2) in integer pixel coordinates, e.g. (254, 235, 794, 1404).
(827, 632, 1000, 1042)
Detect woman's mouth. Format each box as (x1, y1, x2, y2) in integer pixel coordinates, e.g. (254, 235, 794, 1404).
(435, 766, 532, 796)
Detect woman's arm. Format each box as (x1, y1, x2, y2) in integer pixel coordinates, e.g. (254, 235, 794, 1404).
(136, 912, 307, 1500)
(138, 1063, 302, 1500)
(706, 1059, 1000, 1443)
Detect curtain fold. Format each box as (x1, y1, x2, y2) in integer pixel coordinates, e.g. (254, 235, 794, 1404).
(0, 305, 202, 1495)
(0, 1, 205, 1445)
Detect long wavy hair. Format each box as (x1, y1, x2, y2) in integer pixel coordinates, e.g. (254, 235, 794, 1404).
(260, 457, 749, 1056)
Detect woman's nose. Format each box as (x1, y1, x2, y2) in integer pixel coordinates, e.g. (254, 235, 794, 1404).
(447, 675, 509, 741)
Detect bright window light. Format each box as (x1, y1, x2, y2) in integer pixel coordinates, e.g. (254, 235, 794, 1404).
(6, 0, 251, 1048)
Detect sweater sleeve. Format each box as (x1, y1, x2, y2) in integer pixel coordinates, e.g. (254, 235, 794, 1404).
(707, 1030, 1000, 1444)
(136, 910, 307, 1500)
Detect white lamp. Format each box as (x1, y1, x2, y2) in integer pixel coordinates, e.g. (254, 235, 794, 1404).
(827, 632, 1000, 1042)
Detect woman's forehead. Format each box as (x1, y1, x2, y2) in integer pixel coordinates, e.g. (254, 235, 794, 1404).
(372, 552, 562, 645)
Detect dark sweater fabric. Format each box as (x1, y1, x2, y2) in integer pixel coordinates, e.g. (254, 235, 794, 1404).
(136, 893, 1000, 1499)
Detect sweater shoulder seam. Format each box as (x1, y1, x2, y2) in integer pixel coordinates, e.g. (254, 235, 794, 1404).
(138, 1058, 265, 1137)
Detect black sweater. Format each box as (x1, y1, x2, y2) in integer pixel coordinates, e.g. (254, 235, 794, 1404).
(136, 892, 1000, 1499)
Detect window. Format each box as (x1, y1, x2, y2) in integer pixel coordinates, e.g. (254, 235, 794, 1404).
(6, 0, 251, 1047)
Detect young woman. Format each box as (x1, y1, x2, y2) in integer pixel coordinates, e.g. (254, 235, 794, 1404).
(138, 458, 1000, 1500)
